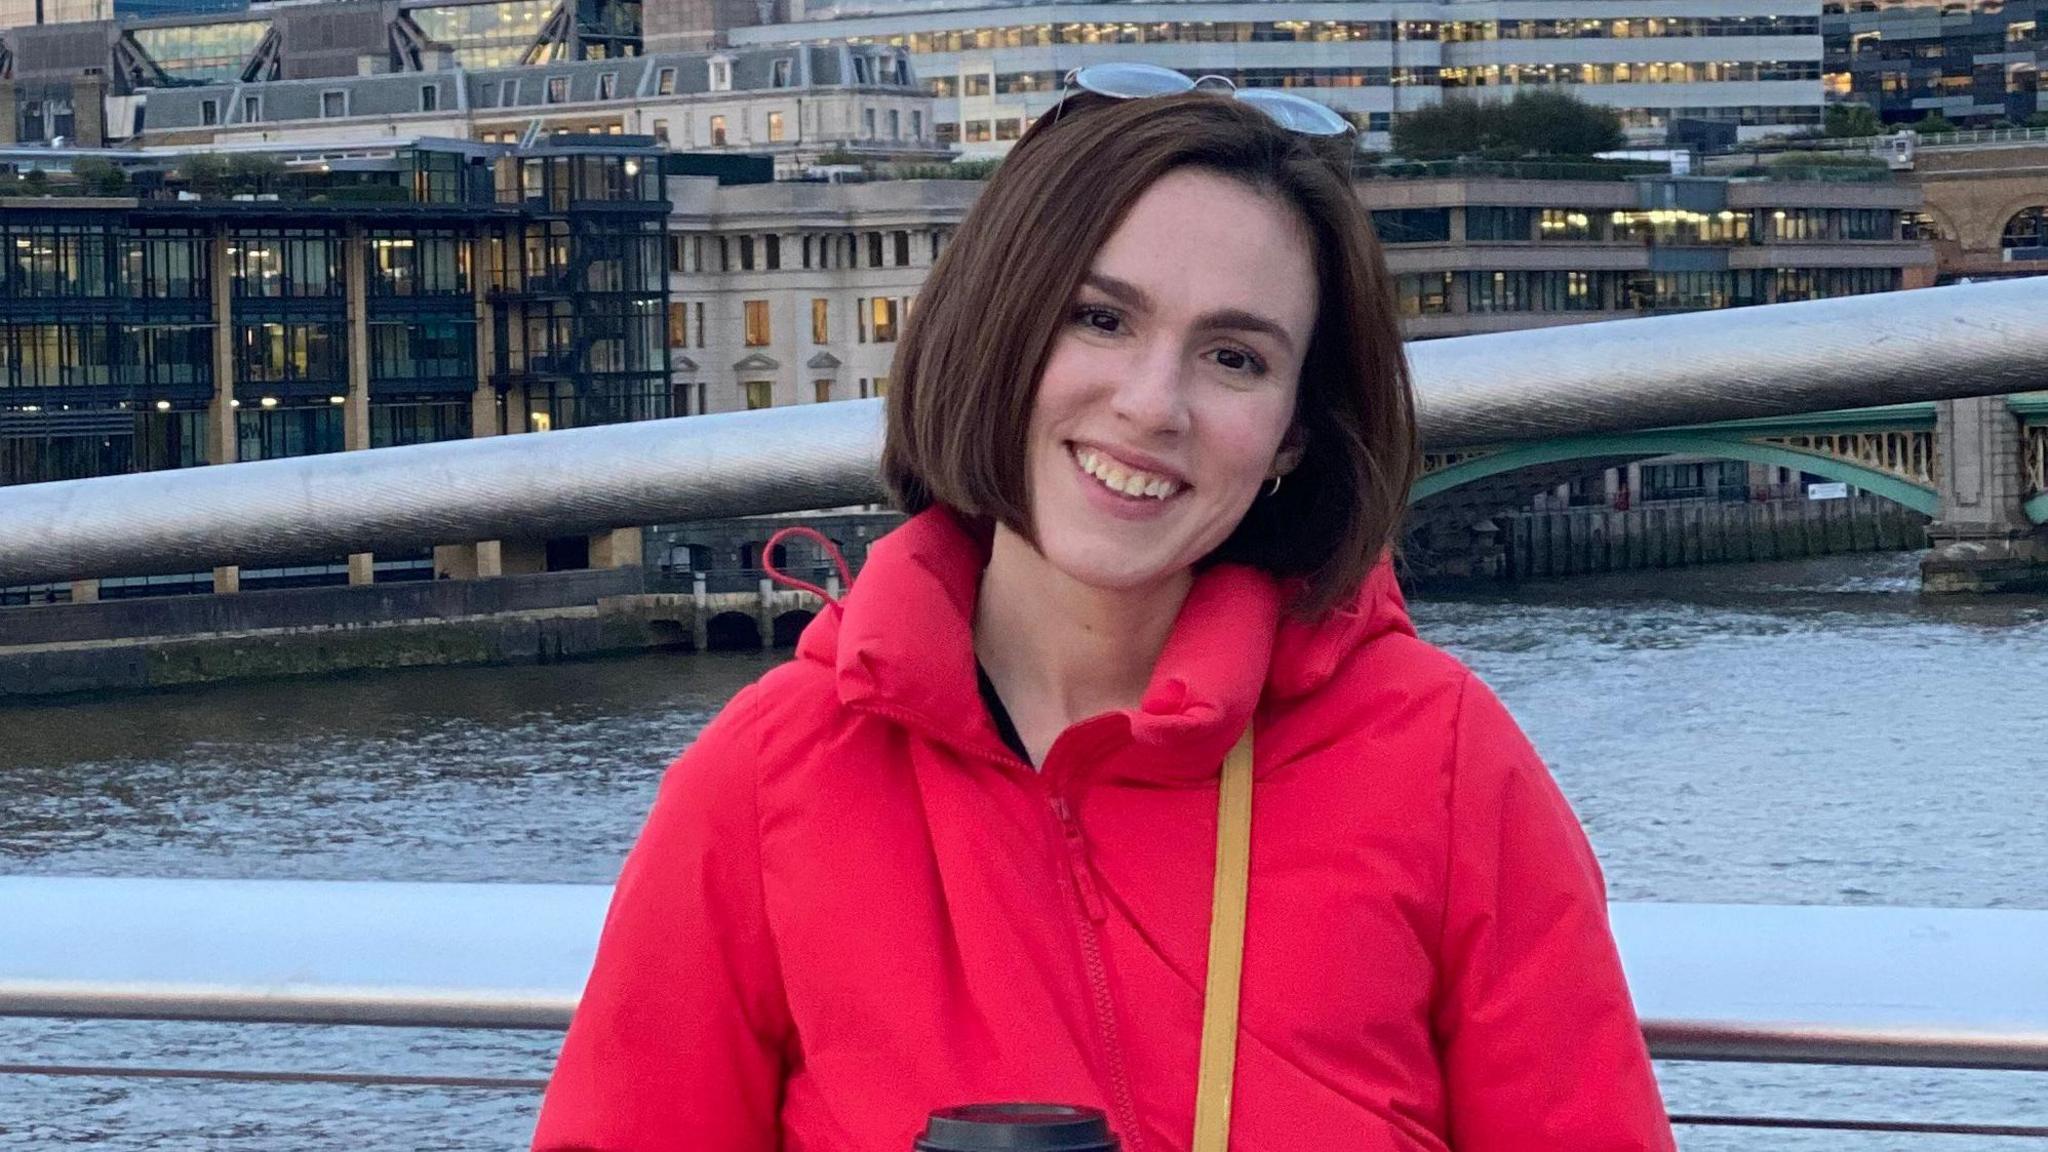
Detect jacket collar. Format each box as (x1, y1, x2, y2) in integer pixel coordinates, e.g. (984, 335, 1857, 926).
(797, 508, 1416, 785)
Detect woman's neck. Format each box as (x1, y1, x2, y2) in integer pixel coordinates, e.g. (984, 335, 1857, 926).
(973, 524, 1192, 766)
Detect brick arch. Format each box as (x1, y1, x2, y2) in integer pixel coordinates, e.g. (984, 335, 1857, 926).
(1996, 201, 2048, 249)
(1918, 204, 1961, 243)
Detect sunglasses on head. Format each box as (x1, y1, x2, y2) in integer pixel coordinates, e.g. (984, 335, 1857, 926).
(1056, 62, 1355, 138)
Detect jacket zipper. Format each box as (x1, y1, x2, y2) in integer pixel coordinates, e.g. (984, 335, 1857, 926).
(1051, 793, 1146, 1152)
(852, 701, 1148, 1150)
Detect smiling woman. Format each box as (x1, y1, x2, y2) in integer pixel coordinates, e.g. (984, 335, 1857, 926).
(535, 92, 1676, 1152)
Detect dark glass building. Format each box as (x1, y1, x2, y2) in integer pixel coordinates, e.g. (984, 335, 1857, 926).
(1825, 0, 2048, 127)
(0, 135, 669, 600)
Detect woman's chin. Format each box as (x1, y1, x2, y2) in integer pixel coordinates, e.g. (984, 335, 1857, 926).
(1035, 540, 1196, 600)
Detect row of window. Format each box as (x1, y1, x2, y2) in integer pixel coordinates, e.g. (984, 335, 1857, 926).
(1396, 266, 1902, 315)
(1372, 206, 1903, 246)
(664, 294, 914, 349)
(667, 229, 941, 275)
(841, 15, 1817, 53)
(932, 66, 1824, 118)
(731, 376, 891, 410)
(0, 226, 208, 301)
(1443, 60, 1822, 87)
(0, 226, 477, 303)
(1, 410, 207, 485)
(0, 317, 481, 393)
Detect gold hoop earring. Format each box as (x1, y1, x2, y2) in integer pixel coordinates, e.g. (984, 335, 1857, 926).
(1264, 474, 1284, 498)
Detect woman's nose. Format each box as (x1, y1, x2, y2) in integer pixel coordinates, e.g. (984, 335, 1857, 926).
(1109, 343, 1191, 435)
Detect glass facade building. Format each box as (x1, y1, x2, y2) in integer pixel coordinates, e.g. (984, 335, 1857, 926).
(0, 137, 668, 600)
(1359, 171, 1932, 338)
(1824, 0, 2048, 127)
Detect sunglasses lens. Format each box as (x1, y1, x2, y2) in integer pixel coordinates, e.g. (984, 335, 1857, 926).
(1234, 90, 1354, 137)
(1070, 62, 1195, 100)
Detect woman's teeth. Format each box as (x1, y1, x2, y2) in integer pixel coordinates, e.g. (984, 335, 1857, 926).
(1074, 447, 1182, 500)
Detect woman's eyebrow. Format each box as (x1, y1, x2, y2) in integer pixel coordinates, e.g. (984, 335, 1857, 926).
(1081, 272, 1296, 354)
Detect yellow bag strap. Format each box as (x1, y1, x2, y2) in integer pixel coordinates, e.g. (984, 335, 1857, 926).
(1191, 724, 1254, 1152)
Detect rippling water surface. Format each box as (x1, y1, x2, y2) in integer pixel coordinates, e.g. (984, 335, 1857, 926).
(2, 551, 2044, 1149)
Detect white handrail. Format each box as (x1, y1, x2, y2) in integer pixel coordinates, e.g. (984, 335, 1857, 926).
(3, 876, 2044, 1070)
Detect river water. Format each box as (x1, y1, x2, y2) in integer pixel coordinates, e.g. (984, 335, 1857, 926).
(2, 550, 2044, 1149)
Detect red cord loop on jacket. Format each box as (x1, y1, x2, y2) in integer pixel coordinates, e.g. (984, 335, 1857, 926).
(761, 526, 853, 607)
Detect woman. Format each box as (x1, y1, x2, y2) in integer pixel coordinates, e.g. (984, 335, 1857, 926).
(534, 82, 1674, 1152)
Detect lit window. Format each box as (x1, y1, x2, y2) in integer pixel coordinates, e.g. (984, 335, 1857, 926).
(710, 115, 727, 145)
(668, 302, 688, 347)
(767, 111, 785, 141)
(651, 118, 669, 144)
(744, 299, 771, 346)
(656, 68, 676, 96)
(870, 297, 898, 343)
(811, 297, 829, 343)
(813, 379, 832, 403)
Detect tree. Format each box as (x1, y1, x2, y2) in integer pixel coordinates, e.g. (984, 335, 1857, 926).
(1824, 102, 1884, 138)
(1391, 92, 1622, 160)
(1390, 99, 1492, 159)
(226, 153, 283, 192)
(183, 153, 229, 196)
(1911, 112, 1958, 135)
(2027, 111, 2048, 128)
(72, 157, 129, 196)
(1496, 90, 1625, 157)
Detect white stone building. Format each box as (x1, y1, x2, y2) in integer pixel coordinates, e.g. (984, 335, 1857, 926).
(129, 44, 947, 174)
(665, 174, 981, 413)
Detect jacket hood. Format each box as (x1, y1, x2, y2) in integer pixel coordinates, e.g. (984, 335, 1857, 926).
(795, 508, 1417, 781)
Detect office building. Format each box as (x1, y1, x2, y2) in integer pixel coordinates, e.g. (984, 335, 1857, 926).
(1824, 0, 2047, 127)
(727, 0, 1828, 151)
(0, 134, 669, 598)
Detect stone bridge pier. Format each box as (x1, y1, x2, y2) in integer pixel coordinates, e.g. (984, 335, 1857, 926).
(1923, 396, 2048, 593)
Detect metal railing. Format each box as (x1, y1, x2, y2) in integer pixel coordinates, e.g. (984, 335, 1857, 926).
(2, 877, 2043, 1136)
(8, 279, 2048, 590)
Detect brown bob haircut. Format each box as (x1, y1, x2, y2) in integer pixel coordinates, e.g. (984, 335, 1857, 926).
(882, 92, 1419, 616)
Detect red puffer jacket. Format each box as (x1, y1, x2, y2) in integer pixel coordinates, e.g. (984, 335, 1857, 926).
(534, 508, 1674, 1152)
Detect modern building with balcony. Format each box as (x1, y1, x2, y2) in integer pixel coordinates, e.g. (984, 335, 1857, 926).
(1359, 162, 1934, 337)
(728, 0, 1828, 152)
(0, 134, 669, 601)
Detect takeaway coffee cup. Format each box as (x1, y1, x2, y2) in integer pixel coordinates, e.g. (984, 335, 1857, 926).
(914, 1103, 1119, 1151)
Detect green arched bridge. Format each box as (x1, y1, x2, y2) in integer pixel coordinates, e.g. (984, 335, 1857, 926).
(1412, 395, 2048, 526)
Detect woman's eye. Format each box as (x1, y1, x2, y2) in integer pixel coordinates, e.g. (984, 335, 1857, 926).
(1212, 347, 1267, 375)
(1073, 306, 1122, 334)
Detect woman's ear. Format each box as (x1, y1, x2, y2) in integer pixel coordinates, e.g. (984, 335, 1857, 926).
(1271, 427, 1307, 479)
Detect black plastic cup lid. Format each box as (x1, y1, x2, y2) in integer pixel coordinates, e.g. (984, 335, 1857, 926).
(914, 1103, 1119, 1151)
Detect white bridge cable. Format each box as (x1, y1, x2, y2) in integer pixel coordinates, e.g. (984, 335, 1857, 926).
(5, 279, 2048, 587)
